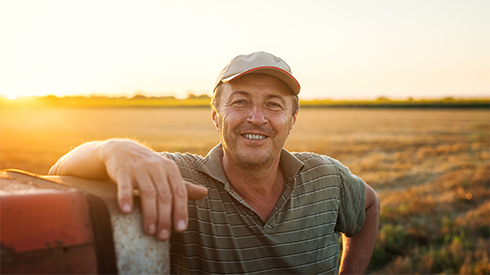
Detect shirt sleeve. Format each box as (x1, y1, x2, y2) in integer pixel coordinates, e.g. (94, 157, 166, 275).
(329, 157, 366, 237)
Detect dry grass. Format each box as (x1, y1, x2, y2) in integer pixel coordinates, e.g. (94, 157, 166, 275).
(1, 107, 489, 274)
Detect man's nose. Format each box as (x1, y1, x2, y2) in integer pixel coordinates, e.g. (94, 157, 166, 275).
(247, 106, 267, 125)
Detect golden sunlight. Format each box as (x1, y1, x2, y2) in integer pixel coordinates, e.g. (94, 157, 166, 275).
(5, 93, 18, 100)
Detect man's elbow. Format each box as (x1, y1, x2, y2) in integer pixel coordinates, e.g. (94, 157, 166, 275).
(364, 183, 380, 213)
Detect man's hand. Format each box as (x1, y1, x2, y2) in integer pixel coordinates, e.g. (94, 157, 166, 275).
(49, 139, 208, 240)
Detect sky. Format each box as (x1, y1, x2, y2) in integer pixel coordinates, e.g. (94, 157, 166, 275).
(1, 0, 489, 100)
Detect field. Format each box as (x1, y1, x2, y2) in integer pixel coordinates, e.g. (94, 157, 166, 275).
(1, 106, 489, 274)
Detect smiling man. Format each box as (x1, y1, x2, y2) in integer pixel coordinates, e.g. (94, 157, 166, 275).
(213, 73, 298, 222)
(50, 51, 380, 274)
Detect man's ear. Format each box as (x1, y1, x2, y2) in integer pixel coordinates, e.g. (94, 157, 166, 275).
(290, 111, 299, 130)
(211, 109, 219, 129)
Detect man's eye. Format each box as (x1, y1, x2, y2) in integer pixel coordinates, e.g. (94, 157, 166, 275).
(232, 100, 248, 106)
(267, 102, 283, 109)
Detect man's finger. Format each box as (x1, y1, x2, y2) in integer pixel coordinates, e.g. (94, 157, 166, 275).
(185, 182, 208, 200)
(136, 173, 159, 235)
(117, 173, 134, 214)
(166, 164, 188, 234)
(152, 169, 173, 240)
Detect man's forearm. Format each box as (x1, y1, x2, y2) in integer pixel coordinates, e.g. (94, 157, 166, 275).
(339, 185, 380, 274)
(49, 140, 109, 179)
(49, 138, 208, 240)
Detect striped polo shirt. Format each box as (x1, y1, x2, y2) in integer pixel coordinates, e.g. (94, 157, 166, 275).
(165, 144, 366, 274)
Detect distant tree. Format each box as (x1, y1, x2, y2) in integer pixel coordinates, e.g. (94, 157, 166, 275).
(43, 95, 60, 100)
(132, 94, 147, 99)
(187, 94, 211, 99)
(150, 95, 177, 100)
(376, 96, 391, 101)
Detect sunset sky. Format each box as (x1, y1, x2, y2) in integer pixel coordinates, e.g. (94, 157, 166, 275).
(1, 0, 489, 100)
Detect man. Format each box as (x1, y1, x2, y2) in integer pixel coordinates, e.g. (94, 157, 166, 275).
(50, 51, 380, 274)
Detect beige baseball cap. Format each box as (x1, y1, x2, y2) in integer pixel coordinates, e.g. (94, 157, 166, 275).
(214, 51, 301, 95)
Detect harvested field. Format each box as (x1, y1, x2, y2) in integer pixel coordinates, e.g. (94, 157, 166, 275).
(1, 107, 488, 274)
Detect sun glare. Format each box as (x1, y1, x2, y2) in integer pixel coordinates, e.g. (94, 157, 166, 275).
(5, 94, 18, 100)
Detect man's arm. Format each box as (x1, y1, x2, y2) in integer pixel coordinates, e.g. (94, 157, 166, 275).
(339, 183, 380, 274)
(49, 138, 207, 240)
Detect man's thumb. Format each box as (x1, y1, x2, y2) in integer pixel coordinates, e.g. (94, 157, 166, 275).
(185, 182, 208, 200)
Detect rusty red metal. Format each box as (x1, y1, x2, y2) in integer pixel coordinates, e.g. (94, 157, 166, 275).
(1, 169, 170, 274)
(1, 180, 99, 274)
(1, 244, 98, 274)
(1, 190, 94, 252)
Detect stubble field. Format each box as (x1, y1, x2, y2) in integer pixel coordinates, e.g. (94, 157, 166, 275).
(1, 107, 489, 274)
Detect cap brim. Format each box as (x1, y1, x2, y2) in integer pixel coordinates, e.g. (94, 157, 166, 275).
(221, 66, 300, 95)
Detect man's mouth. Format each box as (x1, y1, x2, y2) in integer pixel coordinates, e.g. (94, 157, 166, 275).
(243, 134, 267, 140)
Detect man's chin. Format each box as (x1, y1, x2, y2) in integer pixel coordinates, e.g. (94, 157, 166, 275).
(236, 150, 274, 167)
(223, 142, 278, 167)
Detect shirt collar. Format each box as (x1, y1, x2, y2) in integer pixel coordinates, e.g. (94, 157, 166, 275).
(197, 143, 305, 184)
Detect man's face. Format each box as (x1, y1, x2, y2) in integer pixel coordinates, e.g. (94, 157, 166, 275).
(212, 73, 298, 168)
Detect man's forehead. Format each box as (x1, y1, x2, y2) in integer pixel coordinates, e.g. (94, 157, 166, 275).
(227, 90, 287, 102)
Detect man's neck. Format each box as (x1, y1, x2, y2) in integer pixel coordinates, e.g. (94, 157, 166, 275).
(222, 154, 284, 221)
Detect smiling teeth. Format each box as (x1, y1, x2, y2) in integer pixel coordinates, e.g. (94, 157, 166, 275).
(244, 134, 266, 140)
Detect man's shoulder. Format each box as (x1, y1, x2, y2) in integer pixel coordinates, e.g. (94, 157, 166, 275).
(288, 151, 343, 178)
(291, 151, 338, 167)
(290, 151, 358, 180)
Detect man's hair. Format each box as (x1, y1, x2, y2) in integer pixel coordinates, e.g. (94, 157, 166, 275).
(211, 83, 300, 116)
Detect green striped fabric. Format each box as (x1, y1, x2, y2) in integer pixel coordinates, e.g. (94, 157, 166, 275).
(165, 144, 365, 274)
